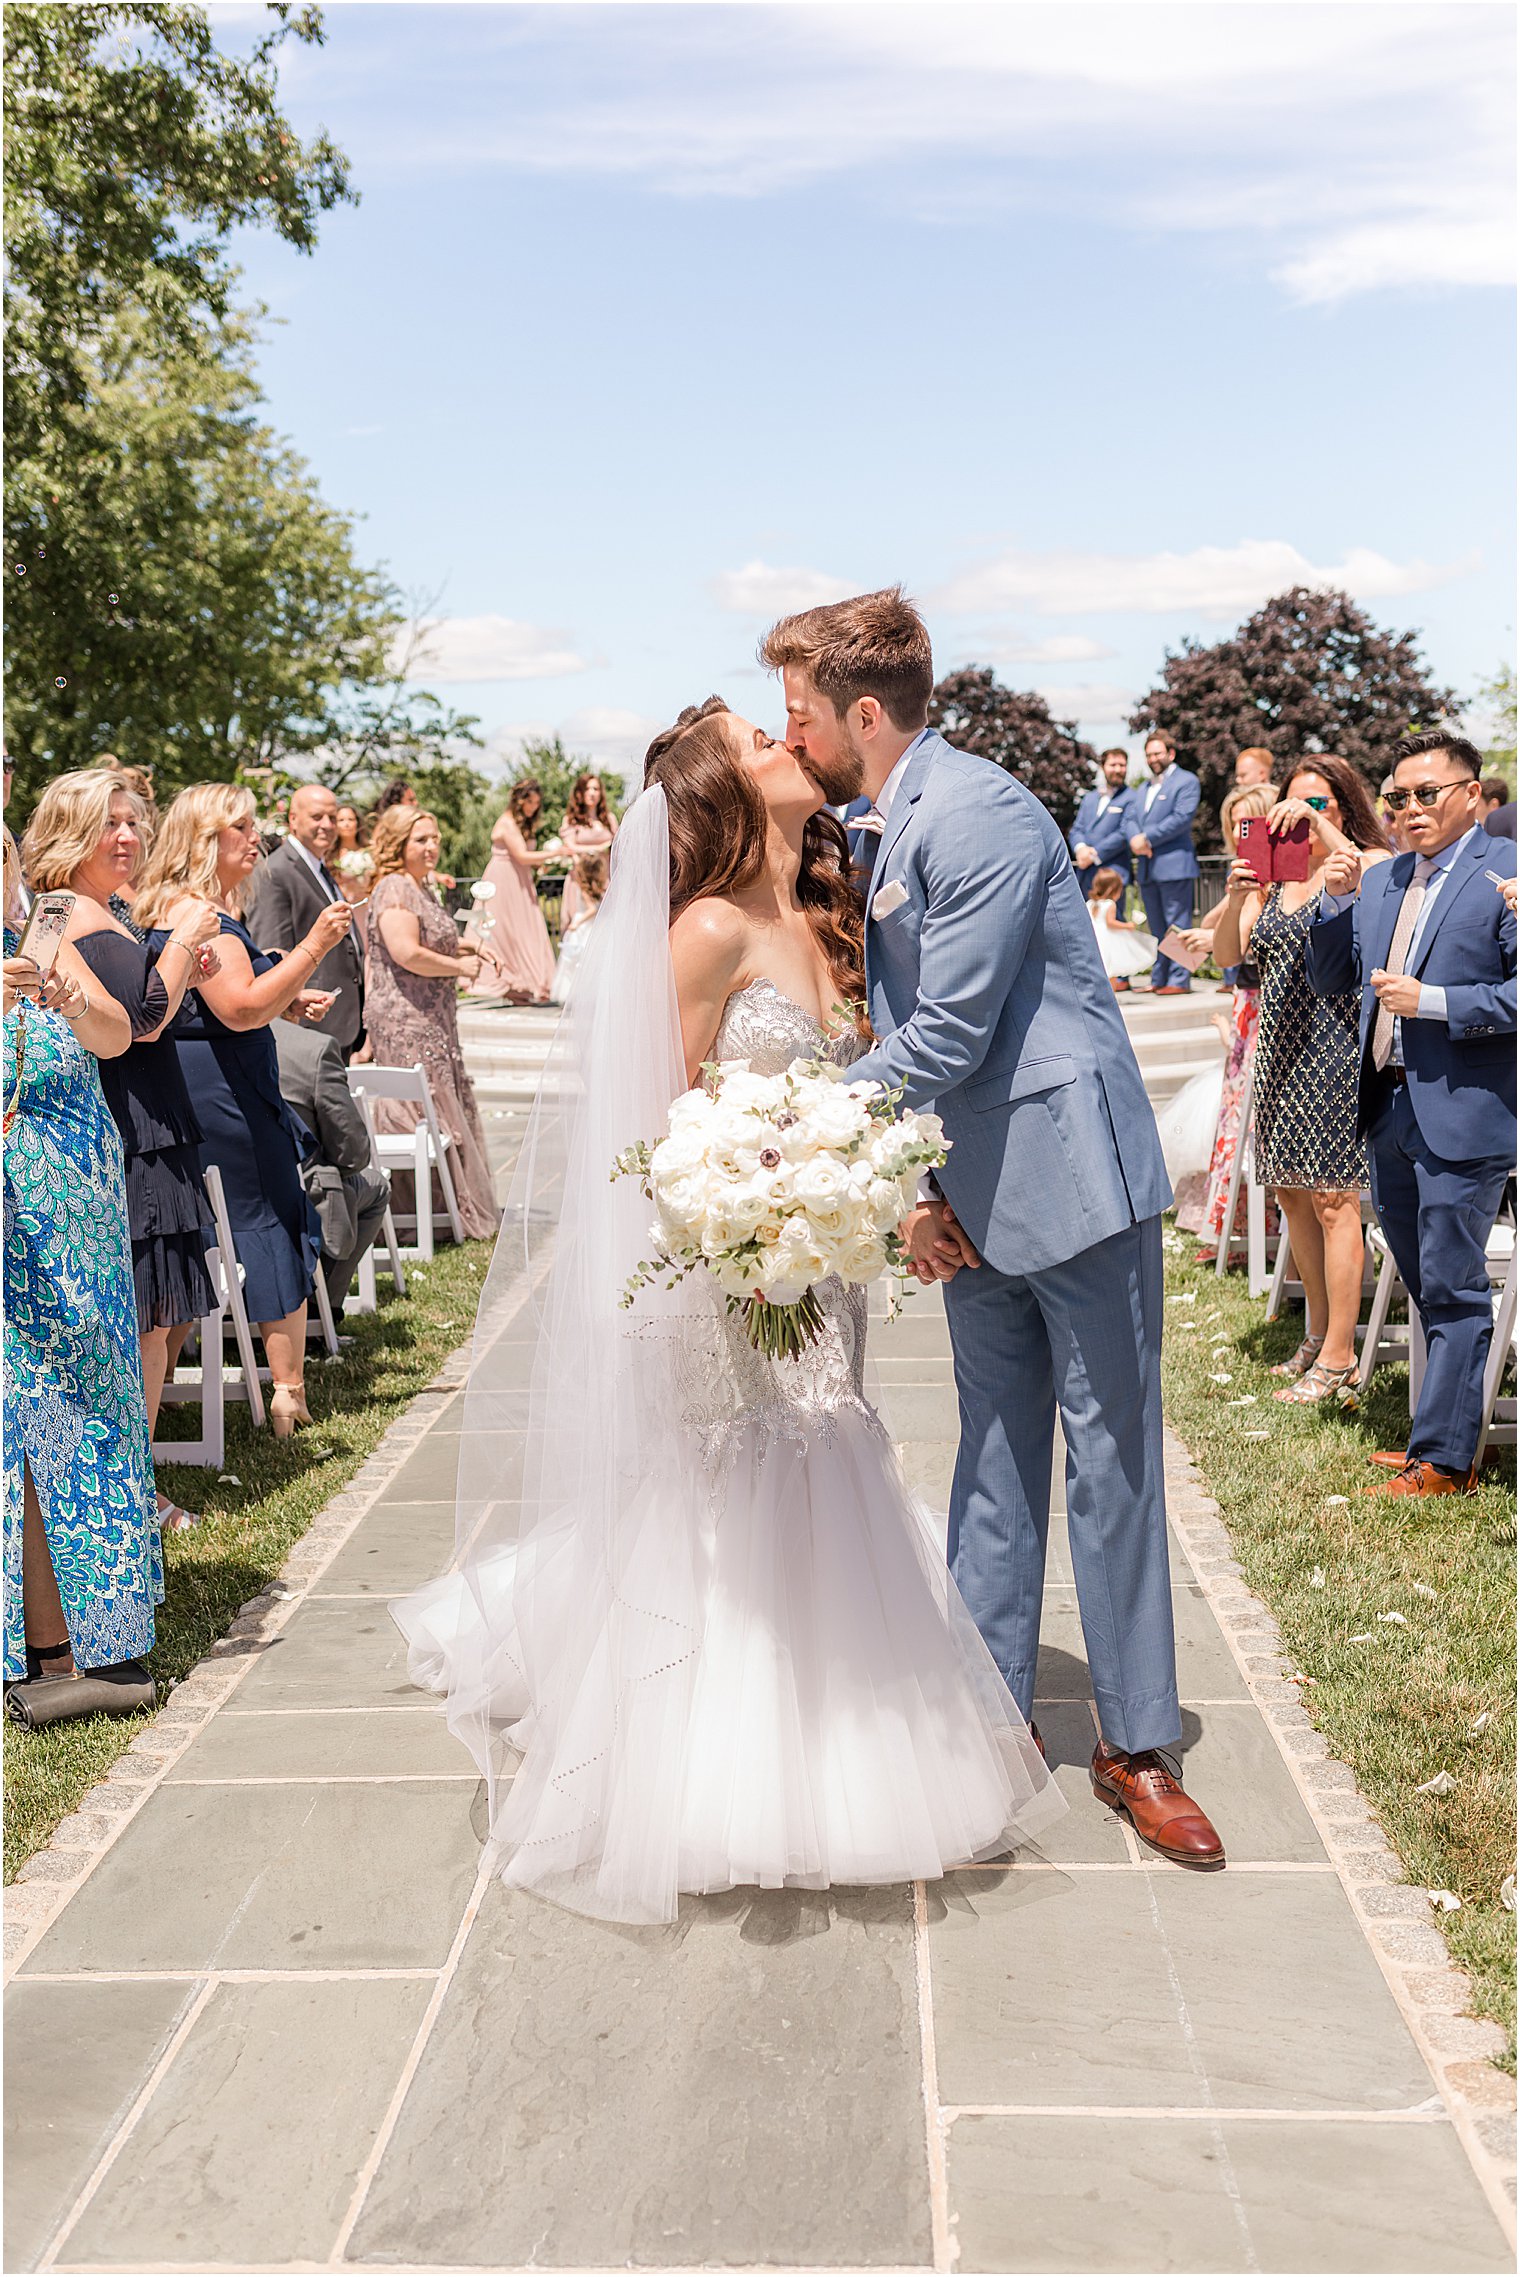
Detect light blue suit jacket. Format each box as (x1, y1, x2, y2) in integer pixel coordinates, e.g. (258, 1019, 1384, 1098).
(1131, 767, 1200, 883)
(850, 734, 1171, 1277)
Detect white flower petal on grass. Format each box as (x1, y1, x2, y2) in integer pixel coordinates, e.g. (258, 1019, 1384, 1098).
(1310, 1566, 1326, 1589)
(1377, 1610, 1407, 1626)
(217, 1474, 241, 1487)
(1323, 1495, 1349, 1507)
(1167, 1292, 1196, 1305)
(1208, 1372, 1233, 1384)
(1414, 1769, 1457, 1795)
(1348, 1633, 1375, 1644)
(1244, 1428, 1271, 1439)
(1412, 1581, 1437, 1601)
(1501, 1875, 1515, 1912)
(1471, 1710, 1493, 1734)
(1226, 1395, 1257, 1407)
(1427, 1888, 1462, 1912)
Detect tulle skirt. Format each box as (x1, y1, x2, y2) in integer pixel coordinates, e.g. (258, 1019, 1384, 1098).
(393, 1393, 1065, 1917)
(1090, 912, 1159, 977)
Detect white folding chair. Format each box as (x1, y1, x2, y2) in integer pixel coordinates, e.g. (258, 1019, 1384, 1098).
(309, 1262, 341, 1355)
(346, 1064, 463, 1258)
(1357, 1222, 1414, 1390)
(1474, 1221, 1518, 1466)
(1212, 1058, 1271, 1294)
(152, 1163, 266, 1466)
(350, 1095, 407, 1312)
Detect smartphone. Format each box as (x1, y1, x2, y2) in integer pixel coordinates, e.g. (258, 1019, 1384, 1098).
(1237, 816, 1311, 886)
(12, 890, 76, 977)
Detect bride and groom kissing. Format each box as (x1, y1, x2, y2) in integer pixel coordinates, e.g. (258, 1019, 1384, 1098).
(394, 586, 1223, 1924)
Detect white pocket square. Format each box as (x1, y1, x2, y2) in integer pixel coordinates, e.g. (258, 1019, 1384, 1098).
(872, 879, 909, 921)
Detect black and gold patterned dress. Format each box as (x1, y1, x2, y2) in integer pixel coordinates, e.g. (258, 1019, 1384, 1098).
(1251, 883, 1366, 1193)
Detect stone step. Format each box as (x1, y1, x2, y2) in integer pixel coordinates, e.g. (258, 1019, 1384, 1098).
(1128, 1027, 1224, 1072)
(1144, 1057, 1223, 1105)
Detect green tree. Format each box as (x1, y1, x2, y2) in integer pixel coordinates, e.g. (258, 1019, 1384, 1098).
(5, 2, 351, 450)
(1474, 661, 1516, 779)
(503, 738, 627, 844)
(928, 667, 1097, 831)
(1130, 586, 1458, 843)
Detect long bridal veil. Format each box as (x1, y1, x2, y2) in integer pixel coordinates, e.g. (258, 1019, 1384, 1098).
(395, 785, 725, 1919)
(394, 782, 1065, 1923)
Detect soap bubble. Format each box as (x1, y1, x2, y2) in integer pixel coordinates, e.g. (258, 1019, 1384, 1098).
(14, 564, 25, 577)
(108, 592, 119, 604)
(54, 675, 66, 688)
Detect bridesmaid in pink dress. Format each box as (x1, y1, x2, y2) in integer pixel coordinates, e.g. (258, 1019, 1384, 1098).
(558, 771, 619, 928)
(466, 780, 556, 1004)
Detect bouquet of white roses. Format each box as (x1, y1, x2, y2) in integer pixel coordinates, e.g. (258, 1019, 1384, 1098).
(613, 1057, 949, 1361)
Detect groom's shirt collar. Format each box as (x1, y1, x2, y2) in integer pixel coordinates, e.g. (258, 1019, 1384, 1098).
(873, 729, 932, 826)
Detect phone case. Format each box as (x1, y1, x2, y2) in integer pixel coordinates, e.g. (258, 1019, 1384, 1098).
(13, 891, 75, 976)
(1239, 817, 1311, 885)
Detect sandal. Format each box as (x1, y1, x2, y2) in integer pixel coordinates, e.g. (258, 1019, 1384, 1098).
(1269, 1334, 1324, 1380)
(270, 1382, 312, 1440)
(1273, 1359, 1359, 1411)
(156, 1491, 201, 1533)
(23, 1638, 74, 1682)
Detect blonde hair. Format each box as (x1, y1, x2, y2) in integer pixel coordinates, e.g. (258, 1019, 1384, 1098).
(133, 781, 258, 927)
(1088, 866, 1126, 903)
(22, 767, 149, 893)
(1220, 782, 1277, 841)
(369, 806, 438, 882)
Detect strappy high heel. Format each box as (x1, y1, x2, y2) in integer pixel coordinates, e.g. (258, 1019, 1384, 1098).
(1269, 1333, 1324, 1380)
(270, 1383, 312, 1439)
(156, 1490, 201, 1533)
(1273, 1359, 1359, 1410)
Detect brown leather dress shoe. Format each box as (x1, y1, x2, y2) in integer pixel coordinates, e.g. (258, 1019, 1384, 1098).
(1368, 1449, 1410, 1469)
(1090, 1742, 1225, 1866)
(1367, 1459, 1476, 1497)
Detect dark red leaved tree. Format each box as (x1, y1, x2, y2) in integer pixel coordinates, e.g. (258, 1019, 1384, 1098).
(929, 667, 1098, 832)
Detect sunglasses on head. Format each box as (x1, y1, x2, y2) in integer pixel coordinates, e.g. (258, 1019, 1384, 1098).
(1382, 781, 1464, 813)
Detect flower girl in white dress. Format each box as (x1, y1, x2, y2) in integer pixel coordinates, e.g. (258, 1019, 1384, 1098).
(1087, 866, 1159, 990)
(393, 698, 1064, 1922)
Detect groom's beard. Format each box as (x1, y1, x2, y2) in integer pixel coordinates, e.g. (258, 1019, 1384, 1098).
(798, 746, 865, 806)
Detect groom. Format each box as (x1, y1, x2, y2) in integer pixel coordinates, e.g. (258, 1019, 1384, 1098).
(764, 588, 1223, 1867)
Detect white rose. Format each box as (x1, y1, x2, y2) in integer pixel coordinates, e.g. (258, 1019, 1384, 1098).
(866, 1177, 904, 1232)
(792, 1156, 850, 1211)
(832, 1234, 888, 1284)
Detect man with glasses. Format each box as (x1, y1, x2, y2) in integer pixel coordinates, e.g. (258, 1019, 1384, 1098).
(1307, 732, 1516, 1496)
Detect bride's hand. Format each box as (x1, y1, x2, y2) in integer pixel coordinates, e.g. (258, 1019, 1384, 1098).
(901, 1201, 979, 1282)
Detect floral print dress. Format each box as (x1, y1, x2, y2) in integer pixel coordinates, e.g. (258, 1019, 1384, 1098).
(2, 936, 161, 1677)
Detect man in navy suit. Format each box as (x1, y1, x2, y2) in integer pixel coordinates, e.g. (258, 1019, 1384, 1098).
(1307, 732, 1517, 1497)
(1129, 731, 1200, 991)
(1069, 748, 1136, 897)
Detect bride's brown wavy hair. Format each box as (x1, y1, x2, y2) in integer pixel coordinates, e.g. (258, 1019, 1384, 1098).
(643, 697, 868, 1030)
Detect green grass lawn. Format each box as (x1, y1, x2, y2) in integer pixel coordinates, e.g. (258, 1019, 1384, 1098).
(4, 1236, 494, 1882)
(1160, 1223, 1516, 2064)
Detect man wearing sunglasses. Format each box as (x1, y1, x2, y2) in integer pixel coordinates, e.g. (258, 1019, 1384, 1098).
(1306, 732, 1516, 1496)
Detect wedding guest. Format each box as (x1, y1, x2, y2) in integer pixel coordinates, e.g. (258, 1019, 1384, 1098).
(242, 782, 364, 1056)
(26, 769, 223, 1531)
(365, 806, 497, 1238)
(333, 803, 375, 902)
(374, 778, 418, 819)
(1233, 746, 1276, 791)
(1129, 731, 1200, 993)
(550, 848, 608, 1005)
(1187, 784, 1279, 1261)
(1480, 775, 1516, 841)
(1069, 749, 1136, 898)
(465, 779, 556, 1003)
(1085, 867, 1156, 991)
(1213, 758, 1391, 1409)
(135, 784, 353, 1439)
(559, 772, 619, 926)
(274, 1020, 391, 1315)
(4, 834, 161, 1725)
(1309, 732, 1517, 1495)
(1379, 776, 1410, 855)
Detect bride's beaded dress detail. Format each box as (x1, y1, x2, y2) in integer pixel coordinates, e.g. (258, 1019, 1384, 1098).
(395, 978, 1064, 1920)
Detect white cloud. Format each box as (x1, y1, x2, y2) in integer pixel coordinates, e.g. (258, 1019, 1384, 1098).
(378, 5, 1513, 305)
(486, 706, 663, 777)
(1036, 683, 1139, 727)
(934, 540, 1466, 622)
(960, 632, 1118, 665)
(712, 561, 858, 616)
(399, 614, 590, 684)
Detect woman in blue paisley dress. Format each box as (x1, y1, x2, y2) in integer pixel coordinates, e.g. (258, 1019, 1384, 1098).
(2, 845, 162, 1695)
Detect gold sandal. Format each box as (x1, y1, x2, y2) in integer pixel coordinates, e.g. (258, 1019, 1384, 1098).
(1273, 1359, 1359, 1410)
(1269, 1334, 1324, 1380)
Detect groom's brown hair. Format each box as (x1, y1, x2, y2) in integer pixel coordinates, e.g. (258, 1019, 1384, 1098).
(760, 586, 934, 731)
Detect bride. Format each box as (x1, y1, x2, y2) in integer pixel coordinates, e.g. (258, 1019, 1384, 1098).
(392, 698, 1065, 1922)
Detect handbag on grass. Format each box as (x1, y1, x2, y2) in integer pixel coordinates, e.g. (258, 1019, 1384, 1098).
(5, 1659, 156, 1729)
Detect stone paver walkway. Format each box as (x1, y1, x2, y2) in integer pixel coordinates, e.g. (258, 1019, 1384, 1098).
(5, 1122, 1514, 2270)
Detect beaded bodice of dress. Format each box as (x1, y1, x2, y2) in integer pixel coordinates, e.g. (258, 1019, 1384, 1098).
(711, 976, 862, 1077)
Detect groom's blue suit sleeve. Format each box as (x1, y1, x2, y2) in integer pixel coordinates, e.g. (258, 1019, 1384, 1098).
(852, 778, 1041, 1109)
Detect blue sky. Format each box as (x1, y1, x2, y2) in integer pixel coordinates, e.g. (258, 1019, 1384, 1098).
(227, 0, 1516, 778)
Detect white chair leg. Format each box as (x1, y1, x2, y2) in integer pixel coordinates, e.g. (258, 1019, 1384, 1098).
(1265, 1226, 1294, 1322)
(312, 1266, 340, 1355)
(1358, 1251, 1399, 1391)
(354, 1245, 377, 1315)
(1246, 1164, 1269, 1298)
(1473, 1249, 1517, 1471)
(414, 1127, 435, 1259)
(383, 1204, 406, 1295)
(434, 1140, 465, 1245)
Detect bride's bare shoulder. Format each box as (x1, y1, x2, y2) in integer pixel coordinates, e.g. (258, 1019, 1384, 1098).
(669, 895, 749, 970)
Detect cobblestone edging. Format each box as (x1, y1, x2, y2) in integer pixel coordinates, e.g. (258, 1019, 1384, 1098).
(2, 1341, 476, 1985)
(1163, 1426, 1518, 2239)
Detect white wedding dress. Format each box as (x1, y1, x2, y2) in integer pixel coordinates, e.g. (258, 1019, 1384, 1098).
(392, 792, 1064, 1923)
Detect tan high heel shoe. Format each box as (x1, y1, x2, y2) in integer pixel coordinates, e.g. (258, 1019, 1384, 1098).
(269, 1383, 313, 1439)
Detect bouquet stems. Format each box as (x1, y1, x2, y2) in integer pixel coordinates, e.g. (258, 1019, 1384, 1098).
(742, 1288, 826, 1361)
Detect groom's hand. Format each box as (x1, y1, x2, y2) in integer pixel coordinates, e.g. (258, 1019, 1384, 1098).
(901, 1201, 981, 1283)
